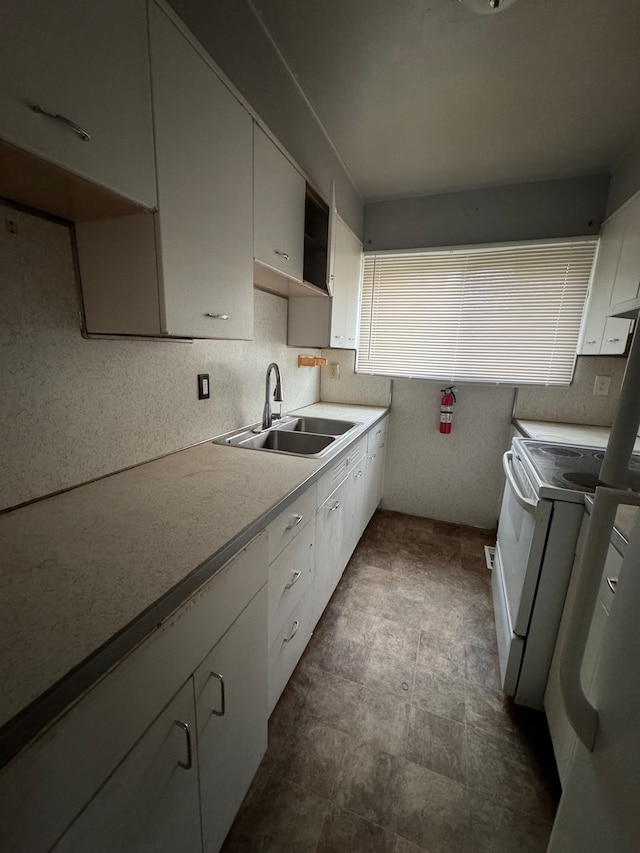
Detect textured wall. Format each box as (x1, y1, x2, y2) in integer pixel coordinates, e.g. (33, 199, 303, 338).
(0, 203, 320, 511)
(382, 380, 515, 530)
(514, 356, 627, 426)
(319, 349, 391, 406)
(364, 175, 608, 252)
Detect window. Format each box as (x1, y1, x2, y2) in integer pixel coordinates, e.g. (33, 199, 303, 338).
(356, 238, 598, 385)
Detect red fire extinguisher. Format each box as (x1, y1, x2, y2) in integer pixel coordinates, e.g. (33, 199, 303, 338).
(439, 386, 457, 434)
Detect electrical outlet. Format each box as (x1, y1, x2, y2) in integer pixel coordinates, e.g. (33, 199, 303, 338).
(5, 219, 17, 235)
(197, 373, 210, 399)
(329, 363, 340, 380)
(593, 375, 611, 396)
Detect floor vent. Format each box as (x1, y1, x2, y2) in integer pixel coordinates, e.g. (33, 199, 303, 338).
(484, 545, 496, 571)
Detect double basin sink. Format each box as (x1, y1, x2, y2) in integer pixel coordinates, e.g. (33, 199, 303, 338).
(214, 416, 360, 458)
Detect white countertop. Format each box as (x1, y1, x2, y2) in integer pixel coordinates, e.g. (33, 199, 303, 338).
(0, 402, 387, 746)
(515, 419, 640, 452)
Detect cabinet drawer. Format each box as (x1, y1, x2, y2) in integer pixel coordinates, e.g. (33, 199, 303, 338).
(266, 486, 315, 565)
(317, 456, 349, 507)
(268, 594, 314, 715)
(268, 522, 315, 645)
(0, 533, 267, 853)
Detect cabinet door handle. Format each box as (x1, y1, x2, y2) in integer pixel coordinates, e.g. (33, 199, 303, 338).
(370, 453, 377, 460)
(275, 250, 290, 261)
(30, 104, 91, 142)
(607, 338, 621, 343)
(285, 570, 302, 590)
(328, 500, 341, 512)
(205, 313, 229, 320)
(174, 720, 193, 770)
(283, 620, 300, 643)
(606, 576, 618, 594)
(286, 513, 303, 530)
(354, 470, 364, 479)
(586, 340, 597, 345)
(376, 429, 382, 436)
(209, 671, 226, 717)
(334, 335, 344, 339)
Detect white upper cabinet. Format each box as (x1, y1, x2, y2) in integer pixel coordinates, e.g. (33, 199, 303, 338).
(329, 215, 364, 348)
(150, 2, 253, 339)
(76, 2, 254, 340)
(254, 125, 305, 281)
(0, 0, 156, 209)
(288, 213, 363, 348)
(578, 196, 640, 355)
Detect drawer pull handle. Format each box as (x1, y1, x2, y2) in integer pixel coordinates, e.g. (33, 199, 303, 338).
(205, 313, 229, 320)
(606, 576, 618, 594)
(210, 671, 226, 717)
(174, 720, 193, 770)
(370, 453, 377, 460)
(283, 620, 300, 643)
(275, 250, 290, 260)
(285, 570, 302, 590)
(286, 513, 304, 530)
(354, 470, 364, 479)
(328, 500, 341, 512)
(30, 104, 91, 142)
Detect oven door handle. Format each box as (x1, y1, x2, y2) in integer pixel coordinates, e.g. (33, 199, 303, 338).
(502, 451, 537, 515)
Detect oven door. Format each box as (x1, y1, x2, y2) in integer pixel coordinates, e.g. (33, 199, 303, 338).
(496, 450, 553, 636)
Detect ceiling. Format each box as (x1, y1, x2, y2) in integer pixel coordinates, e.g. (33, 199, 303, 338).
(250, 0, 640, 202)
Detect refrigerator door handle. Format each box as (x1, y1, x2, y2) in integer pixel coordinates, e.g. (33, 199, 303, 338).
(559, 487, 640, 750)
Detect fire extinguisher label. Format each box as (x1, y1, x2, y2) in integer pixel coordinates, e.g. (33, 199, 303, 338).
(440, 413, 452, 422)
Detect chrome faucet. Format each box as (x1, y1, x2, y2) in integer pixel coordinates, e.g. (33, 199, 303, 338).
(262, 362, 283, 430)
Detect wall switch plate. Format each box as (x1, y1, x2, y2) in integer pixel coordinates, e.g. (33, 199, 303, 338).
(593, 375, 611, 396)
(329, 363, 340, 379)
(197, 373, 210, 399)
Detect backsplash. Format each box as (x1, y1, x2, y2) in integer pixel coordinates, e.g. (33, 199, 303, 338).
(514, 355, 626, 425)
(0, 203, 320, 511)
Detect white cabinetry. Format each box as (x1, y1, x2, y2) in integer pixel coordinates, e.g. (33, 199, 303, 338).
(52, 680, 202, 853)
(364, 419, 388, 522)
(195, 588, 267, 853)
(0, 0, 156, 210)
(288, 214, 363, 348)
(254, 125, 305, 282)
(545, 521, 621, 785)
(0, 534, 267, 853)
(314, 474, 351, 623)
(76, 2, 254, 340)
(266, 488, 316, 713)
(578, 195, 640, 355)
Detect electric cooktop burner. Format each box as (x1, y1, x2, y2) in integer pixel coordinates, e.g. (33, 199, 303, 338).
(516, 439, 640, 496)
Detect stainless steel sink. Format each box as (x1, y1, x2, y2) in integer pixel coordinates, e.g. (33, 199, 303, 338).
(276, 417, 356, 435)
(214, 414, 362, 458)
(237, 430, 335, 454)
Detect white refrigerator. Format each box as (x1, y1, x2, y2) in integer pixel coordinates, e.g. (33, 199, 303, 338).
(547, 299, 640, 851)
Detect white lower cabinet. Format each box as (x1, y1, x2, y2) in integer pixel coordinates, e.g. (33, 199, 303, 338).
(195, 588, 268, 853)
(314, 475, 351, 624)
(52, 679, 202, 853)
(268, 596, 315, 714)
(365, 420, 387, 522)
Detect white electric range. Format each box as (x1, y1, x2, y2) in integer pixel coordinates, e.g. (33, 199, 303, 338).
(492, 437, 640, 710)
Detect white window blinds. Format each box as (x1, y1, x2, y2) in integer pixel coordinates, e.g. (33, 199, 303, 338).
(356, 239, 598, 385)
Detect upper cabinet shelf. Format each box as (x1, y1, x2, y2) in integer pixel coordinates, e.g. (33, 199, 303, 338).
(0, 0, 157, 218)
(303, 186, 331, 294)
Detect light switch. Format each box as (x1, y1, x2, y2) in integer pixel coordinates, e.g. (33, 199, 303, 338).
(198, 373, 210, 399)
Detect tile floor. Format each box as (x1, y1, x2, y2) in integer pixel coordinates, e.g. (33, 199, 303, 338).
(223, 509, 560, 853)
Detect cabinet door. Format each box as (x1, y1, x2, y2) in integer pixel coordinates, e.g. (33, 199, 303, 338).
(347, 452, 369, 554)
(578, 214, 629, 355)
(611, 197, 640, 306)
(254, 125, 305, 281)
(365, 431, 387, 523)
(53, 679, 201, 853)
(330, 216, 363, 349)
(149, 3, 253, 339)
(314, 476, 350, 622)
(0, 0, 155, 208)
(195, 587, 268, 853)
